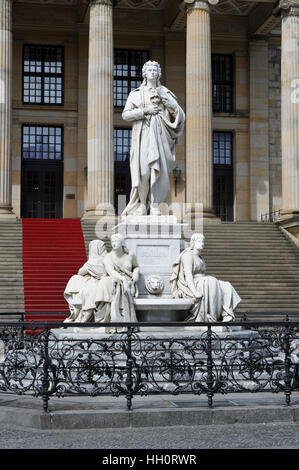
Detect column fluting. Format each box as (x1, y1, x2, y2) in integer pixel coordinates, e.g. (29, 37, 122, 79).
(85, 0, 114, 217)
(281, 1, 299, 216)
(185, 0, 215, 218)
(0, 0, 13, 216)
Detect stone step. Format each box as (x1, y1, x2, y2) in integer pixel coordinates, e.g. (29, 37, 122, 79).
(227, 283, 299, 287)
(206, 253, 297, 257)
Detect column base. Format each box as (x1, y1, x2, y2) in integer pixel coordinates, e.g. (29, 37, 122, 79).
(277, 210, 299, 244)
(82, 204, 116, 219)
(184, 208, 221, 223)
(279, 209, 299, 221)
(0, 207, 17, 219)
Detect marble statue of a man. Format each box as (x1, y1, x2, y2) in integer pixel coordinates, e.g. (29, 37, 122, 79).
(121, 60, 185, 216)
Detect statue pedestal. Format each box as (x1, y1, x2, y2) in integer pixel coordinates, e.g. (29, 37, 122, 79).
(114, 215, 185, 299)
(114, 215, 187, 239)
(52, 325, 254, 339)
(135, 298, 192, 322)
(113, 215, 188, 321)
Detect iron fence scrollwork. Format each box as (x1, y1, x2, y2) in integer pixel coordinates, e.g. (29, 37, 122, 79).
(0, 320, 298, 412)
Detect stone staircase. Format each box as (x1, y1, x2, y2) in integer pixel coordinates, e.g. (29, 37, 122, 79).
(0, 219, 24, 318)
(200, 222, 299, 315)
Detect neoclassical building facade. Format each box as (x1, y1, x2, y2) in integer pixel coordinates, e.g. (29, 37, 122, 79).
(0, 0, 298, 231)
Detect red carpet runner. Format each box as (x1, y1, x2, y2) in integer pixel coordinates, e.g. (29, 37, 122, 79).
(22, 219, 87, 322)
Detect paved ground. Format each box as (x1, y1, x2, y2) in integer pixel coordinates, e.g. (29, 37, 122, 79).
(0, 421, 299, 449)
(0, 392, 299, 454)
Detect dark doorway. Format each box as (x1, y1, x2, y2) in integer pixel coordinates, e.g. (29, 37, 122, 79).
(21, 162, 63, 218)
(114, 128, 131, 215)
(213, 131, 234, 221)
(21, 125, 63, 218)
(114, 161, 131, 215)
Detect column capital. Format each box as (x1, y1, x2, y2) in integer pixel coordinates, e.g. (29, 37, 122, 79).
(88, 0, 117, 6)
(184, 0, 218, 12)
(279, 0, 299, 16)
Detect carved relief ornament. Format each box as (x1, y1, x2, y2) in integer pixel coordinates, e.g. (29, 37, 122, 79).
(184, 0, 219, 7)
(279, 0, 299, 16)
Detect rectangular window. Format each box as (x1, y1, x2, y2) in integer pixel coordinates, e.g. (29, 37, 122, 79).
(212, 54, 234, 113)
(114, 128, 132, 161)
(114, 49, 150, 107)
(213, 131, 233, 165)
(114, 127, 132, 214)
(23, 45, 64, 105)
(22, 125, 63, 161)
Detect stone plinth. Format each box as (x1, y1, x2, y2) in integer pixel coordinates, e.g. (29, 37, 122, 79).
(113, 215, 190, 321)
(135, 298, 192, 322)
(115, 215, 187, 239)
(52, 325, 253, 339)
(115, 216, 184, 298)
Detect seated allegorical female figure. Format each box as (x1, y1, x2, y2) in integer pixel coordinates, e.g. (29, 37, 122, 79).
(63, 239, 113, 324)
(102, 233, 139, 332)
(170, 233, 242, 323)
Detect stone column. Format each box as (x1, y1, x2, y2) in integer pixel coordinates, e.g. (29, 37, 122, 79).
(280, 0, 299, 218)
(249, 39, 270, 220)
(84, 0, 114, 218)
(0, 0, 14, 217)
(185, 0, 216, 220)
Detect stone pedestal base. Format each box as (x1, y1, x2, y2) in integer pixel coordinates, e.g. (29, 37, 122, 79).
(114, 215, 184, 298)
(0, 207, 16, 219)
(278, 213, 299, 246)
(52, 325, 254, 339)
(183, 209, 221, 226)
(82, 208, 117, 219)
(135, 298, 192, 322)
(0, 213, 16, 219)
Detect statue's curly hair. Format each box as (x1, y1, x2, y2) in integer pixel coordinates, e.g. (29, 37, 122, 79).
(190, 233, 205, 249)
(142, 60, 162, 85)
(110, 233, 129, 254)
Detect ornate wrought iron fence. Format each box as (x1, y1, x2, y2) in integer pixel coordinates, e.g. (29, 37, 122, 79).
(0, 318, 299, 412)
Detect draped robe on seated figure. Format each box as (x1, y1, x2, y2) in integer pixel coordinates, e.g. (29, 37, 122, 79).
(63, 240, 114, 324)
(170, 237, 242, 323)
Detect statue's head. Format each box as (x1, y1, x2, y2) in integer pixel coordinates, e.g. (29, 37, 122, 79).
(110, 233, 128, 253)
(142, 60, 161, 86)
(190, 233, 205, 251)
(88, 239, 107, 258)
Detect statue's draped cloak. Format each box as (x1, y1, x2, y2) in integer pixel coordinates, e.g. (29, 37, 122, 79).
(170, 248, 241, 322)
(103, 255, 138, 330)
(63, 240, 111, 321)
(64, 244, 139, 330)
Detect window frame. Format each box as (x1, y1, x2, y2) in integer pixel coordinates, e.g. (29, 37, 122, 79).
(113, 48, 150, 108)
(212, 131, 234, 167)
(21, 124, 64, 163)
(114, 127, 132, 162)
(212, 53, 234, 114)
(22, 44, 65, 106)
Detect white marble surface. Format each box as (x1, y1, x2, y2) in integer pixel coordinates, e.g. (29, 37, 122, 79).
(134, 298, 192, 311)
(121, 61, 185, 217)
(125, 237, 181, 296)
